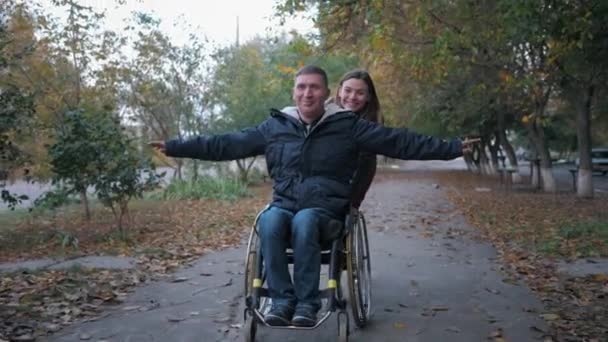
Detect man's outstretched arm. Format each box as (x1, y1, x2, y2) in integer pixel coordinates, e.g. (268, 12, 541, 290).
(150, 126, 267, 161)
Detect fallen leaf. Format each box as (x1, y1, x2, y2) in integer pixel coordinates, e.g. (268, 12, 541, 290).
(122, 306, 141, 311)
(592, 274, 608, 282)
(540, 313, 560, 321)
(171, 276, 190, 283)
(393, 322, 407, 329)
(485, 287, 501, 295)
(445, 326, 461, 333)
(431, 305, 449, 311)
(167, 316, 186, 322)
(489, 328, 503, 337)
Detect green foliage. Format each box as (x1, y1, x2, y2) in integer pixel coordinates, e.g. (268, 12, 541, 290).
(33, 186, 76, 212)
(276, 0, 608, 164)
(1, 15, 36, 209)
(48, 109, 161, 229)
(536, 220, 608, 257)
(48, 110, 106, 196)
(90, 121, 162, 231)
(208, 34, 358, 134)
(157, 177, 249, 201)
(52, 229, 79, 250)
(559, 221, 608, 241)
(123, 12, 210, 142)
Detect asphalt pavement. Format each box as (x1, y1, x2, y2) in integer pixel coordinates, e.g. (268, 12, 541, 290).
(45, 171, 551, 342)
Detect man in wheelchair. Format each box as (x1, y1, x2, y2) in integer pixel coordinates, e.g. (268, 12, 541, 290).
(151, 65, 475, 328)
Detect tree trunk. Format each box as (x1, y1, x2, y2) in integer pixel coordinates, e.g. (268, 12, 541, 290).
(576, 85, 594, 198)
(525, 116, 556, 192)
(496, 115, 521, 183)
(79, 188, 90, 220)
(488, 137, 499, 175)
(174, 159, 183, 180)
(191, 160, 199, 182)
(463, 153, 477, 173)
(478, 140, 492, 175)
(236, 157, 257, 183)
(119, 200, 130, 236)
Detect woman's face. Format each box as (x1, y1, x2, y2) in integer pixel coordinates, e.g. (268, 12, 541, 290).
(338, 78, 369, 113)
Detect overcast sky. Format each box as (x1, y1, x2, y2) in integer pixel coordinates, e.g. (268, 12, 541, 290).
(40, 0, 316, 47)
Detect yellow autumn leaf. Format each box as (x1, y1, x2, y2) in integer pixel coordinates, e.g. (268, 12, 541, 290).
(393, 322, 407, 329)
(593, 273, 608, 282)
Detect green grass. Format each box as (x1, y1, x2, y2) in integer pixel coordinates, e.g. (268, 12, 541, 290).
(0, 207, 31, 229)
(558, 220, 608, 241)
(558, 220, 608, 257)
(153, 176, 250, 201)
(533, 220, 608, 257)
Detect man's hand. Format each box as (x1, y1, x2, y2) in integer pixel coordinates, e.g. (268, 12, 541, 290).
(148, 141, 166, 154)
(148, 141, 177, 167)
(461, 138, 480, 155)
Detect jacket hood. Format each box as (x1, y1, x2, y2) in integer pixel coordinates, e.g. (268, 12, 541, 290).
(280, 102, 350, 124)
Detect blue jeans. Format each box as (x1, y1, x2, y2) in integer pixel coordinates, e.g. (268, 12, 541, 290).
(257, 206, 341, 311)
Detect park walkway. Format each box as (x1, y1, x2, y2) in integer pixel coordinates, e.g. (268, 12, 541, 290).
(45, 169, 552, 342)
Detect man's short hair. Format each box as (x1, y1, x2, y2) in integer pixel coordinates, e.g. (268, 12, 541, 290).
(295, 65, 328, 88)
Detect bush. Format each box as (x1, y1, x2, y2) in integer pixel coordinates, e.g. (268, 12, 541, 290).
(157, 177, 249, 201)
(32, 187, 77, 212)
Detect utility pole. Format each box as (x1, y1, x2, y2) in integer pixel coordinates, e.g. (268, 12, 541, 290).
(235, 15, 240, 47)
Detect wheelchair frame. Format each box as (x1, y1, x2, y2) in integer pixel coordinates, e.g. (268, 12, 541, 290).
(243, 207, 372, 342)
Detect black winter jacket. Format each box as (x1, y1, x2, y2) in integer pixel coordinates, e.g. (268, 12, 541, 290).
(165, 104, 462, 217)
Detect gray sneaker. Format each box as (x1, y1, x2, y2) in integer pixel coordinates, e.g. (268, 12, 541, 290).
(264, 305, 294, 326)
(292, 305, 318, 327)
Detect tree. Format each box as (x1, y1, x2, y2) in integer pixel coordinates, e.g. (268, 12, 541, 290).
(121, 12, 212, 180)
(0, 2, 36, 209)
(92, 115, 161, 233)
(208, 38, 289, 182)
(49, 109, 160, 227)
(551, 0, 608, 198)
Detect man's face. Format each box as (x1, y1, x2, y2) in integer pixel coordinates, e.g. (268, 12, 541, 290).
(293, 73, 330, 121)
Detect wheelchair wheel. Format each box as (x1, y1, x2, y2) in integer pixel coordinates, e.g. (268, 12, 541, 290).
(346, 211, 372, 328)
(337, 311, 349, 342)
(244, 314, 257, 342)
(244, 226, 259, 299)
(244, 221, 269, 312)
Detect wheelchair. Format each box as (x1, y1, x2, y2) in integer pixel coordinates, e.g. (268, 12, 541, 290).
(243, 206, 372, 342)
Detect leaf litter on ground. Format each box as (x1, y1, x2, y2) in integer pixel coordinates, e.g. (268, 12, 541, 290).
(0, 184, 270, 341)
(429, 170, 608, 341)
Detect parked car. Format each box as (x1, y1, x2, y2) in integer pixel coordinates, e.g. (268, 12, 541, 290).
(576, 147, 608, 175)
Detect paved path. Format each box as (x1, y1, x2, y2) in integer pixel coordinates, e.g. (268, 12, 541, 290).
(46, 172, 550, 342)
